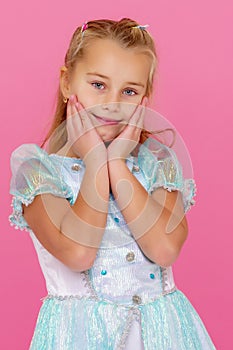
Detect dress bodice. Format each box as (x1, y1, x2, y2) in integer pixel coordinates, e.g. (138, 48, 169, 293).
(9, 140, 196, 305)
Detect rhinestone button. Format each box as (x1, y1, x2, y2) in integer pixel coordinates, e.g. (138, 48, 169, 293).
(126, 251, 135, 262)
(101, 270, 107, 275)
(132, 295, 142, 304)
(132, 165, 140, 172)
(71, 164, 81, 171)
(114, 217, 120, 223)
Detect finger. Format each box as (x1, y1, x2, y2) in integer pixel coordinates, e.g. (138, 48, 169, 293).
(141, 96, 148, 107)
(134, 97, 147, 128)
(71, 95, 83, 127)
(128, 103, 144, 128)
(66, 97, 76, 132)
(66, 96, 72, 120)
(65, 99, 78, 150)
(75, 101, 95, 131)
(69, 95, 84, 131)
(139, 96, 147, 121)
(137, 96, 147, 118)
(126, 103, 139, 127)
(66, 97, 83, 149)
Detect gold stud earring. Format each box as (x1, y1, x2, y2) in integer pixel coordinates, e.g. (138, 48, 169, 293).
(63, 97, 68, 103)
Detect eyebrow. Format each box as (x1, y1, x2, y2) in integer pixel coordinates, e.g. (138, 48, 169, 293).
(86, 72, 145, 88)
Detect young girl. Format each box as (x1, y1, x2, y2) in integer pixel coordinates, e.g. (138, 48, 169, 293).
(9, 18, 216, 349)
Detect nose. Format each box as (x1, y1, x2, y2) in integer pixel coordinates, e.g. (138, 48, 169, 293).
(101, 92, 121, 113)
(102, 102, 121, 113)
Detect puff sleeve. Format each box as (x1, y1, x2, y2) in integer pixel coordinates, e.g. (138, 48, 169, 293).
(138, 138, 197, 213)
(9, 144, 74, 231)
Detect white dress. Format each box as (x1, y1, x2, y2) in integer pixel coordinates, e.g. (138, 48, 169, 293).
(9, 139, 216, 349)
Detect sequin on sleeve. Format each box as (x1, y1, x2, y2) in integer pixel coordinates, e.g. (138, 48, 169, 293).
(138, 138, 197, 213)
(9, 144, 73, 231)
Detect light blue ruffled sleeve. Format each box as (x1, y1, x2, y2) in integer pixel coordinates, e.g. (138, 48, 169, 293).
(138, 138, 197, 213)
(9, 144, 74, 231)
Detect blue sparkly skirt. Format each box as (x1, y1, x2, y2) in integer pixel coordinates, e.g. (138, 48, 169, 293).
(29, 289, 216, 350)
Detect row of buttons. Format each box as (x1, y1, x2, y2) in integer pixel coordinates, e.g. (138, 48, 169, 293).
(100, 269, 155, 280)
(99, 260, 156, 305)
(72, 161, 142, 305)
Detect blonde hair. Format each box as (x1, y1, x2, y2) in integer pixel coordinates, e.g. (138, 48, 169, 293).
(42, 18, 160, 153)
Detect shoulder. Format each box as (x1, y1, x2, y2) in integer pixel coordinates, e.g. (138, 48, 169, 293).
(10, 143, 63, 176)
(9, 143, 74, 200)
(138, 137, 181, 181)
(137, 137, 183, 193)
(10, 143, 52, 177)
(10, 143, 46, 162)
(9, 145, 76, 233)
(138, 137, 178, 162)
(138, 137, 197, 212)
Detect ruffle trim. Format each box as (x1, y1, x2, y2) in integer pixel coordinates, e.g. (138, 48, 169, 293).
(137, 139, 197, 214)
(150, 178, 197, 214)
(9, 185, 72, 231)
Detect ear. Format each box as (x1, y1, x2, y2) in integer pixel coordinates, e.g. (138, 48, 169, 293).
(60, 66, 71, 99)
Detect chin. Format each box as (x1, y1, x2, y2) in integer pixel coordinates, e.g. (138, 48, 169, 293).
(96, 126, 125, 142)
(100, 134, 117, 142)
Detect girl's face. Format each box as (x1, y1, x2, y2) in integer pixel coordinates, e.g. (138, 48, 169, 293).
(61, 39, 151, 142)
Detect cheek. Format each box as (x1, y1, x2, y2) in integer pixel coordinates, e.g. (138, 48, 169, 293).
(69, 82, 91, 106)
(72, 92, 93, 109)
(75, 90, 100, 109)
(120, 103, 138, 122)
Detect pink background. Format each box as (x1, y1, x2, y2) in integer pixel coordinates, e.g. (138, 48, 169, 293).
(1, 1, 232, 349)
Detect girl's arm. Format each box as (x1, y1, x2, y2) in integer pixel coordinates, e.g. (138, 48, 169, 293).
(23, 156, 109, 272)
(23, 97, 109, 271)
(107, 102, 188, 267)
(108, 158, 188, 267)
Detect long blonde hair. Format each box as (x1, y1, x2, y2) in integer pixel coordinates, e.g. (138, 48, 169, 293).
(41, 18, 172, 153)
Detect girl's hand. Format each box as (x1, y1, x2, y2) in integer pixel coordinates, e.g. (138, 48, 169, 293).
(66, 95, 107, 165)
(107, 97, 147, 161)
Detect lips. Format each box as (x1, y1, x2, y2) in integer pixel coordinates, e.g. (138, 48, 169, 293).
(92, 114, 123, 125)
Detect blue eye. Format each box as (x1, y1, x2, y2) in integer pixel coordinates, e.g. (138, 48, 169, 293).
(92, 82, 105, 90)
(123, 89, 137, 96)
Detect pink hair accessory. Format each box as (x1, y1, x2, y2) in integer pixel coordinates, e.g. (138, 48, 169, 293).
(81, 22, 88, 36)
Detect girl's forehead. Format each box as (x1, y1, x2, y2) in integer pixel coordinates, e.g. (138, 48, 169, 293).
(77, 39, 151, 81)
